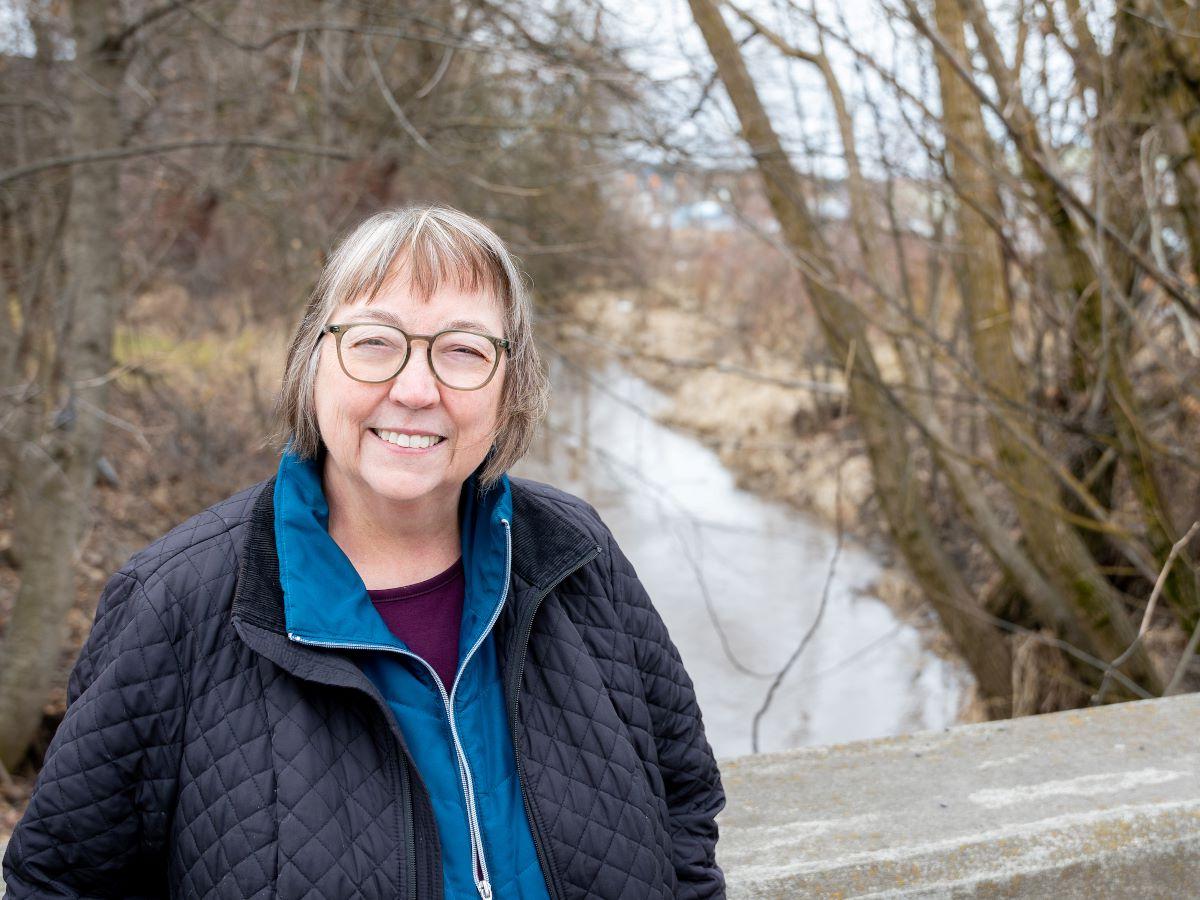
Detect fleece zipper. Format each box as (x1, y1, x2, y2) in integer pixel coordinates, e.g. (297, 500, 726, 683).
(287, 517, 512, 900)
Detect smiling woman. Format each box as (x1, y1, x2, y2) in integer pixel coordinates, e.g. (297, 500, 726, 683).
(3, 205, 726, 900)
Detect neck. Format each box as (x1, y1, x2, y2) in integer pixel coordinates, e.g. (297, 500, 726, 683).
(322, 462, 463, 590)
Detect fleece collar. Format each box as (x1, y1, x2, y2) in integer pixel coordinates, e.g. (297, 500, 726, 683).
(273, 451, 513, 663)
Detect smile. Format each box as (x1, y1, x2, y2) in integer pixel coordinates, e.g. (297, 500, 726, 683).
(371, 428, 446, 449)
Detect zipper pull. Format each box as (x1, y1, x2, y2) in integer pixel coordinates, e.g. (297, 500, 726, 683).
(476, 879, 493, 900)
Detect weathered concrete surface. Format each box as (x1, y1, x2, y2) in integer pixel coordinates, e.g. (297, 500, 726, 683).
(717, 694, 1200, 898)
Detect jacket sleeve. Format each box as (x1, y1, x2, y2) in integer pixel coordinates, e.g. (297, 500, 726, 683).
(3, 569, 184, 899)
(605, 532, 726, 899)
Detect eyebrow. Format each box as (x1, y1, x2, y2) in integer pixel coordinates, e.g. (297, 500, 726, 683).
(342, 309, 404, 328)
(342, 309, 497, 333)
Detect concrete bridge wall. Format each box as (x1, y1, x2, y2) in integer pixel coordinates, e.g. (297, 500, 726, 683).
(716, 694, 1200, 897)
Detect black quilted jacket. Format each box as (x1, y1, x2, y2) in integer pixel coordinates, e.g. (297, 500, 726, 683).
(3, 476, 724, 899)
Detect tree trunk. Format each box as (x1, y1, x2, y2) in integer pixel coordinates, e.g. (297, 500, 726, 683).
(733, 5, 1100, 671)
(1101, 1, 1200, 629)
(688, 0, 1013, 715)
(0, 0, 128, 769)
(934, 0, 1160, 694)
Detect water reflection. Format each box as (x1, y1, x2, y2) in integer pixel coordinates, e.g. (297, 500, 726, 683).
(512, 357, 967, 759)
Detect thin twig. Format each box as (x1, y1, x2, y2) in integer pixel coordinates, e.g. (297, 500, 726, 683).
(674, 517, 779, 680)
(103, 0, 198, 52)
(556, 324, 844, 394)
(361, 32, 549, 199)
(751, 341, 856, 752)
(74, 397, 154, 453)
(1137, 521, 1200, 638)
(793, 623, 907, 687)
(749, 473, 844, 752)
(1165, 613, 1200, 696)
(1093, 521, 1200, 705)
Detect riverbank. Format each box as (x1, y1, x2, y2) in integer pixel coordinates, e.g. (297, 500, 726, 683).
(552, 290, 976, 715)
(554, 291, 871, 525)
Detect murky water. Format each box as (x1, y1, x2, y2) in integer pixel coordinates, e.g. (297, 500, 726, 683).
(512, 358, 968, 759)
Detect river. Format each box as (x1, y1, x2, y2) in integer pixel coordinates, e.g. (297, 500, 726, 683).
(512, 358, 968, 759)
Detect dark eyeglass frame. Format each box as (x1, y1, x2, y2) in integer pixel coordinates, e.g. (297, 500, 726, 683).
(323, 322, 511, 391)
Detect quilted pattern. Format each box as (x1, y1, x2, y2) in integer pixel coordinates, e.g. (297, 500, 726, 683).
(3, 477, 724, 899)
(501, 483, 724, 900)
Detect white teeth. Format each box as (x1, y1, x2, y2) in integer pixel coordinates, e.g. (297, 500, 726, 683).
(375, 429, 443, 449)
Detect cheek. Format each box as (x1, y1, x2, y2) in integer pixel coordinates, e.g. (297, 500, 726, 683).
(312, 355, 341, 431)
(441, 398, 499, 458)
(459, 386, 503, 437)
(313, 354, 374, 438)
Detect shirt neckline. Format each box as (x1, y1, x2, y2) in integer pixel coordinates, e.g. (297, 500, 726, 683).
(367, 556, 465, 601)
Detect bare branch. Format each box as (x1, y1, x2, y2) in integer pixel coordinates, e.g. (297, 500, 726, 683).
(182, 9, 467, 54)
(0, 138, 358, 187)
(102, 0, 200, 52)
(903, 0, 1200, 320)
(1165, 613, 1200, 696)
(1093, 522, 1200, 704)
(751, 342, 855, 751)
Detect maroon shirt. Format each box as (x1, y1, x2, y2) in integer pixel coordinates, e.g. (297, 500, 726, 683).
(367, 558, 465, 690)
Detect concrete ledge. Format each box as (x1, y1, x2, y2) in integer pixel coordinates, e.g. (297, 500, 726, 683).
(716, 694, 1200, 898)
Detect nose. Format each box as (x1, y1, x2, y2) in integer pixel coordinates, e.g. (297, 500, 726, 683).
(387, 341, 440, 408)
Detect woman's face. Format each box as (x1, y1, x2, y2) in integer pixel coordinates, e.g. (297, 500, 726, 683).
(314, 276, 507, 515)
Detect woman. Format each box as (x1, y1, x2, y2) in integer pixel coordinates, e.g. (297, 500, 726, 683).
(3, 206, 725, 899)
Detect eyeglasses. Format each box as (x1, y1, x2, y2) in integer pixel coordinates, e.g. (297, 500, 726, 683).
(324, 326, 511, 393)
(324, 323, 510, 391)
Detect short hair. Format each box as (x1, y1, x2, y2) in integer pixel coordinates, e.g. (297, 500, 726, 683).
(276, 205, 550, 490)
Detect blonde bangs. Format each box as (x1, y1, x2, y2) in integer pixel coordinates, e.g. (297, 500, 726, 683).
(324, 208, 509, 312)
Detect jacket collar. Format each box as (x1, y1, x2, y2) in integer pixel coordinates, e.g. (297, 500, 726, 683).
(271, 451, 514, 653)
(231, 480, 289, 634)
(232, 465, 599, 638)
(508, 481, 603, 597)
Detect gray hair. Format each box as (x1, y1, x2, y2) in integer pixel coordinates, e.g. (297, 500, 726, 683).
(276, 205, 550, 490)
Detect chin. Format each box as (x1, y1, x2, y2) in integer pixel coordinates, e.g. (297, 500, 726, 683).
(360, 466, 457, 505)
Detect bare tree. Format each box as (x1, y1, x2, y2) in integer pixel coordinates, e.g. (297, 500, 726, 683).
(689, 0, 1015, 715)
(685, 0, 1200, 715)
(0, 0, 132, 767)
